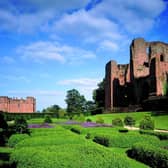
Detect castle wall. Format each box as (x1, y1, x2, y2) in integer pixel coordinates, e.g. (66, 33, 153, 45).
(105, 38, 168, 111)
(0, 96, 36, 113)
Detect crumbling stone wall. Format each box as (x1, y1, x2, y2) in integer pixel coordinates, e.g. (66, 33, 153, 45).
(0, 96, 36, 113)
(105, 38, 168, 111)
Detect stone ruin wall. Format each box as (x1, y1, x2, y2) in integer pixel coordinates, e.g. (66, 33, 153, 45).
(105, 38, 168, 111)
(0, 96, 36, 113)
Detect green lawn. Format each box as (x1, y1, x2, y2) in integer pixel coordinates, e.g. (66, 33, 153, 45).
(86, 112, 168, 130)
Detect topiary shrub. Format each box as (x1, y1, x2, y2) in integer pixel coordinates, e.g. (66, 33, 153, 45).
(86, 118, 92, 122)
(44, 115, 52, 123)
(124, 116, 135, 126)
(112, 118, 123, 127)
(85, 133, 91, 139)
(96, 117, 104, 124)
(14, 117, 29, 134)
(139, 115, 154, 130)
(8, 134, 30, 147)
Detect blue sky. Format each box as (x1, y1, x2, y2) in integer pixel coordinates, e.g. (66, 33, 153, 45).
(0, 0, 168, 111)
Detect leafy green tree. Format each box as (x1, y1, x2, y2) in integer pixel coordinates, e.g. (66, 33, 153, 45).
(14, 117, 29, 134)
(85, 100, 96, 113)
(93, 79, 105, 108)
(65, 89, 86, 114)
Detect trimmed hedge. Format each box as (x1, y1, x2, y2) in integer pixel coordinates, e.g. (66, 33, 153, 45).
(112, 118, 123, 127)
(118, 128, 129, 133)
(10, 144, 131, 168)
(93, 133, 161, 148)
(8, 134, 30, 148)
(127, 142, 168, 168)
(139, 129, 168, 140)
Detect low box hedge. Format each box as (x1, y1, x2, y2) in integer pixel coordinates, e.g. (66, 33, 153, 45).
(139, 129, 168, 140)
(127, 142, 168, 168)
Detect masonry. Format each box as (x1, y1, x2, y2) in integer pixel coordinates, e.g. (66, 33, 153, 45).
(0, 96, 36, 113)
(105, 38, 168, 111)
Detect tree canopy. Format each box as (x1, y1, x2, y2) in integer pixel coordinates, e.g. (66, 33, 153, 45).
(65, 89, 86, 114)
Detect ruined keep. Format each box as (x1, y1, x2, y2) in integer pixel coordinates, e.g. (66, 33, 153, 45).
(105, 38, 168, 111)
(0, 96, 36, 113)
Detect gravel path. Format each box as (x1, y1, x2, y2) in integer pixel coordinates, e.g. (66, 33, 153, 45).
(124, 126, 168, 133)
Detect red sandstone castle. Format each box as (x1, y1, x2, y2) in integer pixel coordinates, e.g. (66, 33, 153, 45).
(105, 38, 168, 111)
(0, 96, 36, 113)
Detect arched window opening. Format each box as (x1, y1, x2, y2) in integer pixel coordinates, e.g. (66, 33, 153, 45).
(160, 55, 164, 62)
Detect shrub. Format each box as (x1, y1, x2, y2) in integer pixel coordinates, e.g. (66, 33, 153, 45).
(8, 134, 29, 147)
(139, 129, 168, 140)
(112, 118, 123, 127)
(14, 117, 29, 134)
(124, 116, 135, 126)
(93, 135, 110, 147)
(70, 126, 82, 134)
(93, 133, 160, 148)
(127, 142, 168, 168)
(86, 118, 92, 122)
(85, 133, 91, 139)
(10, 144, 130, 168)
(118, 128, 129, 133)
(96, 117, 104, 124)
(44, 115, 52, 123)
(139, 115, 154, 130)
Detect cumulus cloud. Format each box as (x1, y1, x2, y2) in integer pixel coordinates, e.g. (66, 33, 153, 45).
(58, 77, 101, 100)
(16, 41, 96, 64)
(0, 0, 89, 33)
(90, 0, 166, 34)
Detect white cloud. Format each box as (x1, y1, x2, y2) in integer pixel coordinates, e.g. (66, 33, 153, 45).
(58, 78, 101, 87)
(1, 56, 15, 64)
(58, 77, 101, 100)
(91, 0, 166, 34)
(0, 0, 89, 33)
(16, 41, 96, 64)
(99, 40, 119, 51)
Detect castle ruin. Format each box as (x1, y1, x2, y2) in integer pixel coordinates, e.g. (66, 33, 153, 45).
(0, 96, 36, 113)
(105, 38, 168, 111)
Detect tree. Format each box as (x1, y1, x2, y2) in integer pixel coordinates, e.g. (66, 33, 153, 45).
(65, 89, 86, 114)
(92, 79, 105, 114)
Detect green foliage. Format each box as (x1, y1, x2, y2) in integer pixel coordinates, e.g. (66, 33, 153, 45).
(72, 113, 85, 122)
(86, 118, 92, 122)
(70, 127, 81, 134)
(14, 117, 29, 134)
(44, 115, 52, 123)
(112, 118, 123, 127)
(10, 144, 130, 168)
(65, 89, 86, 114)
(139, 129, 168, 140)
(139, 115, 154, 130)
(118, 128, 129, 133)
(93, 133, 160, 148)
(163, 81, 168, 96)
(10, 126, 130, 168)
(96, 117, 104, 124)
(128, 142, 168, 168)
(8, 134, 30, 147)
(93, 79, 105, 110)
(93, 135, 110, 147)
(124, 116, 135, 126)
(58, 109, 67, 118)
(0, 113, 8, 146)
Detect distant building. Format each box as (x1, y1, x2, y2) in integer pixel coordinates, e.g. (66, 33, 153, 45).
(0, 96, 36, 113)
(105, 38, 168, 111)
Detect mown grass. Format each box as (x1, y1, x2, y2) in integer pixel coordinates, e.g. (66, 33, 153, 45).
(86, 112, 168, 130)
